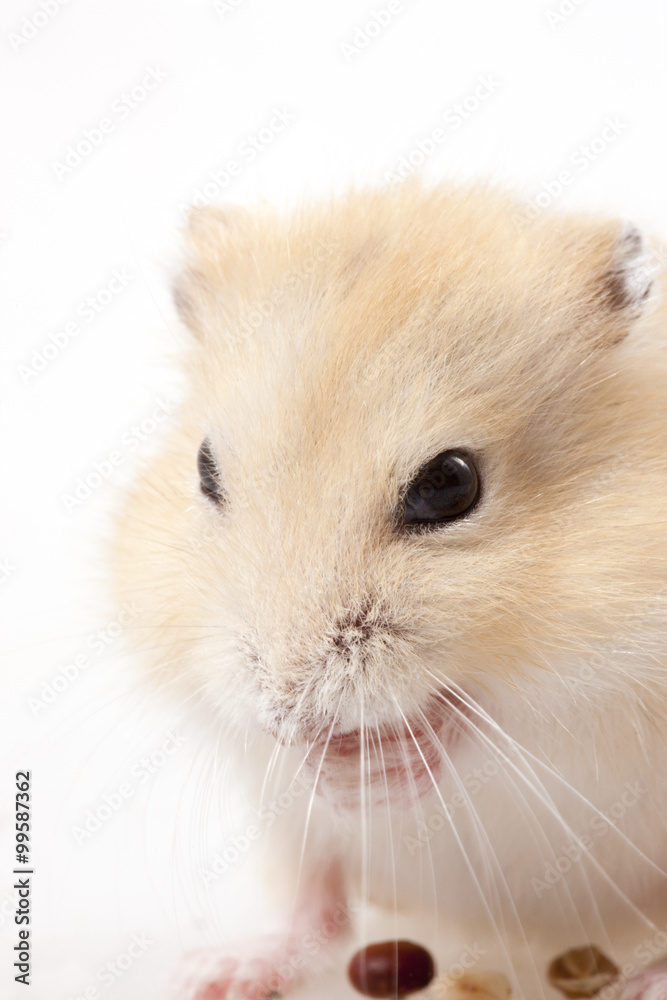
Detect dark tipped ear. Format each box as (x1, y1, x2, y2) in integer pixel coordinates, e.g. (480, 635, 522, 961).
(604, 224, 654, 313)
(182, 203, 250, 244)
(172, 271, 197, 329)
(172, 204, 251, 337)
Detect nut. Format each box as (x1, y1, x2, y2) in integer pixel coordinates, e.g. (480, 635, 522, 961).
(548, 945, 619, 998)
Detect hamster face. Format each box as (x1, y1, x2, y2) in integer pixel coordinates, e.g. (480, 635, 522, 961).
(114, 185, 666, 813)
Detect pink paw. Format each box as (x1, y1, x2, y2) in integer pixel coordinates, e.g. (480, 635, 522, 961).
(173, 937, 307, 1000)
(622, 961, 667, 1000)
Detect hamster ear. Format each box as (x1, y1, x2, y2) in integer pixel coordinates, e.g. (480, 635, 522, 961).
(172, 203, 250, 338)
(602, 224, 654, 314)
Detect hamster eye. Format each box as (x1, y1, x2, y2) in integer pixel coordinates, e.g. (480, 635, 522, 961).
(197, 438, 225, 506)
(400, 450, 479, 528)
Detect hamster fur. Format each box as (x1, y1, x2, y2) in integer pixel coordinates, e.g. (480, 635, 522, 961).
(114, 183, 667, 1000)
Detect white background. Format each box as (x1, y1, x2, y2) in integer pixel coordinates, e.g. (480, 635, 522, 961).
(1, 0, 666, 997)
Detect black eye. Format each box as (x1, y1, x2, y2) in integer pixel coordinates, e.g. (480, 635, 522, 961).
(197, 438, 225, 506)
(400, 450, 479, 528)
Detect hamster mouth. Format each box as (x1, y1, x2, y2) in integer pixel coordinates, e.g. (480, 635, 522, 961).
(302, 690, 469, 812)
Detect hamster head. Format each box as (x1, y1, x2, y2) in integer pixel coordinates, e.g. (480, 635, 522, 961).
(115, 184, 666, 807)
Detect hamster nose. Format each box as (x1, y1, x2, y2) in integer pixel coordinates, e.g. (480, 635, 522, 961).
(332, 609, 373, 650)
(329, 598, 380, 657)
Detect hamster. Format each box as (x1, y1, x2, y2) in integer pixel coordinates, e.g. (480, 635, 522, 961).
(113, 182, 667, 1000)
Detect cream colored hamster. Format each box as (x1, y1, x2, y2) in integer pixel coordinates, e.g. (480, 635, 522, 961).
(114, 183, 667, 1000)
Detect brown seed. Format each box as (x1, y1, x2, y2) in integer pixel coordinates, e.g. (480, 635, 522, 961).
(347, 940, 436, 997)
(548, 945, 619, 998)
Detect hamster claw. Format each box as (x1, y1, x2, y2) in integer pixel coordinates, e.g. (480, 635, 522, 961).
(171, 936, 307, 1000)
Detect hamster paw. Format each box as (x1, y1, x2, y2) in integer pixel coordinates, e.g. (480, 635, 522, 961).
(621, 960, 667, 1000)
(173, 936, 310, 1000)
